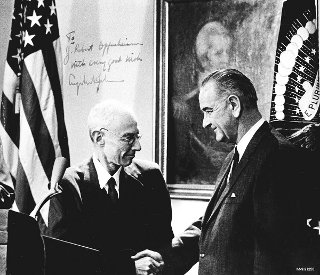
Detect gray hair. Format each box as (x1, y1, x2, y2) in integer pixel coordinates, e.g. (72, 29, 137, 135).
(87, 100, 135, 140)
(202, 68, 258, 109)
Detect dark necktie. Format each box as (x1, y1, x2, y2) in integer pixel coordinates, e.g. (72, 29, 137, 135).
(214, 146, 239, 204)
(107, 177, 118, 205)
(230, 146, 239, 179)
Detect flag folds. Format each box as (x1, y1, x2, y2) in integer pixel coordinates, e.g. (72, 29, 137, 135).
(0, 0, 69, 224)
(269, 0, 319, 150)
(270, 0, 320, 245)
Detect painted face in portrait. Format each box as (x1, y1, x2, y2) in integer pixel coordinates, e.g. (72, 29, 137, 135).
(195, 22, 232, 76)
(199, 81, 238, 144)
(101, 113, 141, 167)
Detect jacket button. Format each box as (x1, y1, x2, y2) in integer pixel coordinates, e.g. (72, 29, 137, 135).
(200, 253, 205, 258)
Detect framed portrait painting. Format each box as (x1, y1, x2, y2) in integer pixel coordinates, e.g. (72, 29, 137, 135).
(155, 0, 283, 200)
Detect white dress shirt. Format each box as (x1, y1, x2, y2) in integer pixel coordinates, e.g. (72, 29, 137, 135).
(236, 118, 265, 161)
(227, 118, 265, 182)
(93, 156, 121, 197)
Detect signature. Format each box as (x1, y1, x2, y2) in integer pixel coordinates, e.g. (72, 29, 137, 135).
(69, 73, 124, 95)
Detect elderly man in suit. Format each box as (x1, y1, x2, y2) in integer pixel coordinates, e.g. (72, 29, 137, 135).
(47, 100, 173, 275)
(134, 69, 317, 274)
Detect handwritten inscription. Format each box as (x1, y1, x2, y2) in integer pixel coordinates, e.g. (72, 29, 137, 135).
(99, 38, 143, 57)
(64, 31, 143, 94)
(69, 73, 124, 95)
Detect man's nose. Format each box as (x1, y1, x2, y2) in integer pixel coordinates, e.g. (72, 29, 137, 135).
(202, 116, 211, 129)
(131, 138, 141, 151)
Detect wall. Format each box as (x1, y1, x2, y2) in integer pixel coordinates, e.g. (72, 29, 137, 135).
(57, 0, 157, 164)
(0, 0, 156, 165)
(0, 1, 289, 275)
(171, 199, 208, 274)
(0, 2, 204, 274)
(0, 0, 285, 166)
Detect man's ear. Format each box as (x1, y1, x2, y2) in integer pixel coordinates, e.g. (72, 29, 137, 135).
(228, 95, 241, 118)
(91, 131, 105, 146)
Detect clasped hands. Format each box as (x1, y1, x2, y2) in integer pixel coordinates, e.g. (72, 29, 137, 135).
(132, 249, 164, 275)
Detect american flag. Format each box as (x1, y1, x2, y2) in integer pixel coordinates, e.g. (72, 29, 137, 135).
(0, 0, 69, 225)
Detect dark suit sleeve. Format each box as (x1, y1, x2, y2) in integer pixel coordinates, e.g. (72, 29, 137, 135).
(40, 168, 85, 245)
(132, 161, 200, 274)
(161, 218, 202, 275)
(252, 144, 318, 274)
(143, 166, 174, 248)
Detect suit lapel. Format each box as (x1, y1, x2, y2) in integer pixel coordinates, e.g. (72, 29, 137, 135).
(228, 122, 269, 189)
(86, 158, 99, 187)
(202, 122, 270, 229)
(76, 158, 103, 216)
(202, 152, 234, 229)
(119, 168, 144, 201)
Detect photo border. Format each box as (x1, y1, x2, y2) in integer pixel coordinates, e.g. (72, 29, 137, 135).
(155, 0, 215, 201)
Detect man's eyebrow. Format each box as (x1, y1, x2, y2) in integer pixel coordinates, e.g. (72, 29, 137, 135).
(122, 131, 139, 137)
(202, 107, 213, 112)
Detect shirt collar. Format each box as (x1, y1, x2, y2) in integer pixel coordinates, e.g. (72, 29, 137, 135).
(236, 118, 265, 161)
(92, 156, 121, 190)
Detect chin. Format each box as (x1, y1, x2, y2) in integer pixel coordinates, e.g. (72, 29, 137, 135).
(122, 158, 134, 167)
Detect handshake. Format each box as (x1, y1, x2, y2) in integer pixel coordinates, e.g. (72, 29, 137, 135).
(131, 249, 164, 275)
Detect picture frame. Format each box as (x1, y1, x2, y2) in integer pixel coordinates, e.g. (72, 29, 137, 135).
(155, 0, 283, 200)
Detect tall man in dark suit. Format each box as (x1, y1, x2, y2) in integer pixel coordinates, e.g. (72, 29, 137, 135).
(134, 69, 318, 274)
(47, 100, 173, 275)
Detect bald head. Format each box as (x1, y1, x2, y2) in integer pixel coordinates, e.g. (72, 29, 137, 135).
(87, 100, 136, 141)
(87, 100, 141, 173)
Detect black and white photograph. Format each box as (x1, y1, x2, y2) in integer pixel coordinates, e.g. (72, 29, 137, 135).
(0, 0, 319, 274)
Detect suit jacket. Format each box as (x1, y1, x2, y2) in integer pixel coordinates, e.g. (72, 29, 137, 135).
(45, 158, 174, 274)
(162, 122, 319, 275)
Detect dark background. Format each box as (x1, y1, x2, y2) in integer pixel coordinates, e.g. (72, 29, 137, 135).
(165, 0, 283, 186)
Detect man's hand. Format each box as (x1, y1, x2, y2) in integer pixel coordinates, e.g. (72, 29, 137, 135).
(131, 249, 164, 275)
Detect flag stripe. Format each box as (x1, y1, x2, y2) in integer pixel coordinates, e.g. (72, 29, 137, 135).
(0, 0, 70, 225)
(21, 62, 55, 180)
(42, 40, 69, 159)
(2, 62, 18, 102)
(53, 39, 63, 93)
(15, 158, 35, 214)
(19, 104, 50, 222)
(24, 51, 61, 157)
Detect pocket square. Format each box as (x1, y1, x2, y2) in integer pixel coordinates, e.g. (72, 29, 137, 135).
(231, 193, 236, 198)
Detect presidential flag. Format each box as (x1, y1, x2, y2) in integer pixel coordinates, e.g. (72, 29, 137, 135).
(269, 0, 320, 243)
(0, 0, 69, 225)
(269, 0, 319, 151)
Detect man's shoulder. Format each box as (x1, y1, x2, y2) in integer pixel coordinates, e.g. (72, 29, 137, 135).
(63, 158, 93, 181)
(60, 158, 94, 201)
(68, 158, 92, 170)
(254, 122, 296, 152)
(269, 127, 299, 155)
(124, 159, 163, 181)
(263, 127, 303, 170)
(129, 158, 161, 172)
